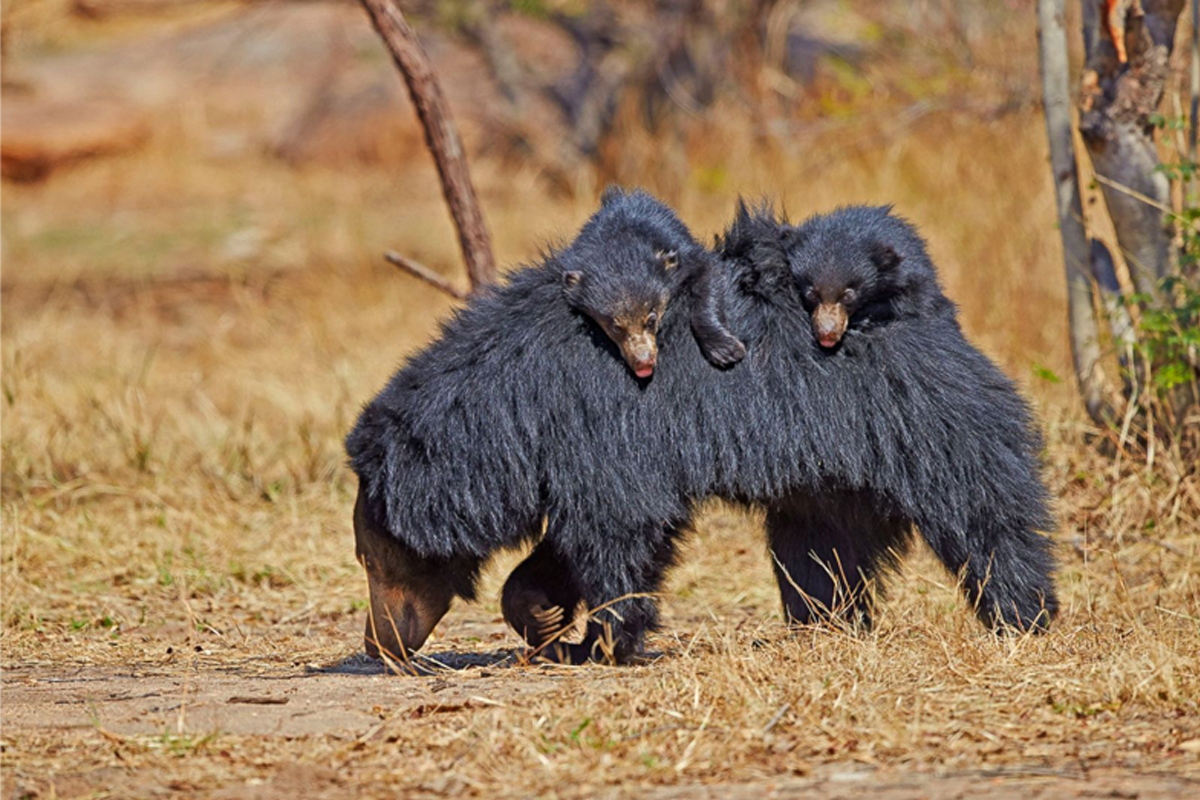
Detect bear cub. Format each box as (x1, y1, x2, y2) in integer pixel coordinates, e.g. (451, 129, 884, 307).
(561, 187, 745, 378)
(784, 204, 950, 350)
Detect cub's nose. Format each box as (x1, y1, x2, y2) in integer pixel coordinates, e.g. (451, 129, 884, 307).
(812, 302, 848, 348)
(625, 335, 658, 378)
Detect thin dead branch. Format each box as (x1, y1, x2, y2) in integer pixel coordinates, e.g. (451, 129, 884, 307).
(360, 0, 497, 293)
(384, 251, 469, 300)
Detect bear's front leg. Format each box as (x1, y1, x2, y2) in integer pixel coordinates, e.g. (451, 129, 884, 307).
(502, 539, 585, 653)
(525, 520, 683, 665)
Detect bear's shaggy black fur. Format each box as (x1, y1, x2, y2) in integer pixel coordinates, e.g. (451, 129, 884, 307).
(347, 189, 745, 661)
(347, 195, 1058, 665)
(731, 205, 1057, 629)
(501, 204, 1057, 657)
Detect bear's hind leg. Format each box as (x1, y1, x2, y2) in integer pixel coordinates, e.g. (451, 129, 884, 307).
(919, 515, 1058, 633)
(766, 492, 909, 629)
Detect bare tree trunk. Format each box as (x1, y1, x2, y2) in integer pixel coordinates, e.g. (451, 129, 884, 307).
(1191, 0, 1199, 194)
(360, 0, 498, 292)
(1038, 0, 1118, 424)
(1079, 0, 1184, 298)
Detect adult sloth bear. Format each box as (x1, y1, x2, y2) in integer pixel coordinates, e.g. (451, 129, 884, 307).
(347, 189, 743, 663)
(347, 196, 1057, 666)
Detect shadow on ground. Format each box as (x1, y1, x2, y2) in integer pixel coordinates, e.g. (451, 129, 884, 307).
(316, 647, 525, 676)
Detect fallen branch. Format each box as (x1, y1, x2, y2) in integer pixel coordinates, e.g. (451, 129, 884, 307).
(384, 251, 469, 300)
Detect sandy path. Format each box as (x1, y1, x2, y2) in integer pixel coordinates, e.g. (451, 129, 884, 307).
(4, 660, 1196, 800)
(2, 651, 563, 739)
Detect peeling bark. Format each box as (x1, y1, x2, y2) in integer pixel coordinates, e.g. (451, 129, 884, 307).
(1079, 0, 1184, 298)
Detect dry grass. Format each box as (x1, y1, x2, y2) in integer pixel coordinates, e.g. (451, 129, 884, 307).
(3, 36, 1200, 797)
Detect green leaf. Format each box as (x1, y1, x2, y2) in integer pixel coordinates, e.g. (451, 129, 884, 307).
(1154, 362, 1192, 390)
(1032, 363, 1063, 384)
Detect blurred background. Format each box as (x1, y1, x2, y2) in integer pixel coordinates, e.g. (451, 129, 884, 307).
(1, 0, 1064, 370)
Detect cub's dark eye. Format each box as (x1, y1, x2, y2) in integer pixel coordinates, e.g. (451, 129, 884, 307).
(803, 286, 819, 306)
(646, 311, 658, 329)
(842, 288, 857, 304)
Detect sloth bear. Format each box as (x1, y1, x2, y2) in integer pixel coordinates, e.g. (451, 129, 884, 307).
(347, 195, 1057, 666)
(500, 204, 1058, 658)
(748, 205, 1057, 629)
(346, 189, 742, 662)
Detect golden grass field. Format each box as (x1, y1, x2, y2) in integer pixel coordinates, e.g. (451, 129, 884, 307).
(2, 7, 1200, 795)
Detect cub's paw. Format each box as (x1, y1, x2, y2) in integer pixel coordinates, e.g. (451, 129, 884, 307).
(705, 336, 747, 368)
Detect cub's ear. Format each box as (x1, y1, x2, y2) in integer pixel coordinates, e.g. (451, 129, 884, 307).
(600, 186, 625, 207)
(778, 225, 808, 253)
(656, 249, 679, 271)
(562, 270, 584, 289)
(869, 242, 903, 272)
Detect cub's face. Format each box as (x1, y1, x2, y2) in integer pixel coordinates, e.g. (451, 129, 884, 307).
(562, 248, 678, 378)
(788, 236, 902, 350)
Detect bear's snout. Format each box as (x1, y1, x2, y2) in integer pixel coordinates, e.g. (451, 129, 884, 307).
(812, 303, 849, 349)
(623, 332, 658, 378)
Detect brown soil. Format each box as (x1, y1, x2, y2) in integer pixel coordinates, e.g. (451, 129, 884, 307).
(5, 647, 1197, 800)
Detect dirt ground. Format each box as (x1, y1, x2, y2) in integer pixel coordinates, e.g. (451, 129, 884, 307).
(5, 612, 1199, 800)
(5, 610, 1200, 800)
